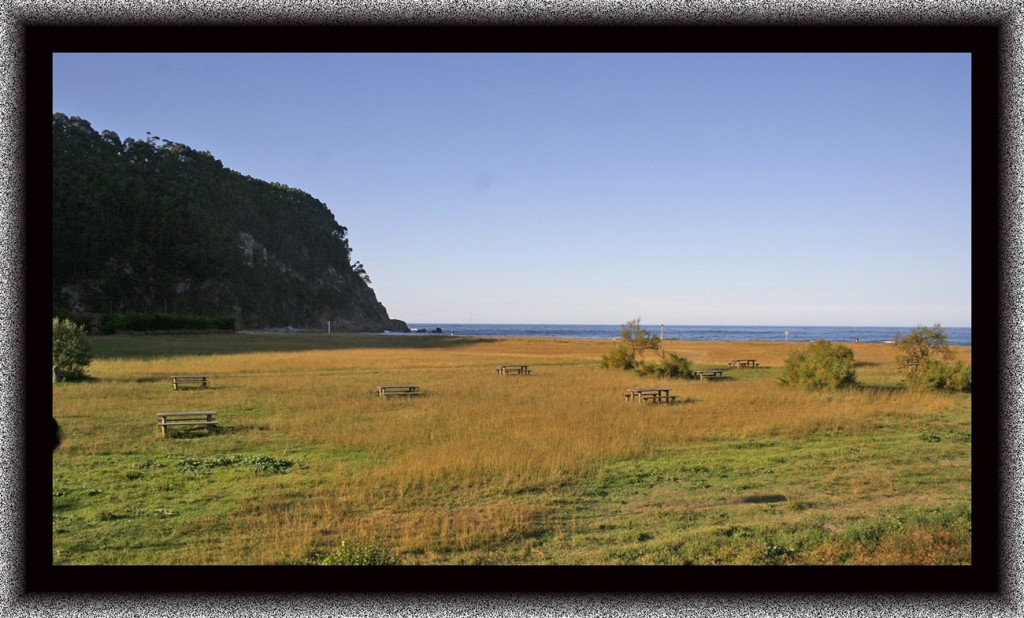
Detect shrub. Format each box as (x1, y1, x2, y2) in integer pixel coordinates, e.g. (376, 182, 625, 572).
(779, 339, 858, 390)
(52, 317, 92, 381)
(910, 360, 972, 393)
(896, 325, 969, 392)
(603, 318, 665, 370)
(637, 353, 694, 379)
(601, 343, 636, 370)
(895, 324, 954, 372)
(602, 318, 693, 379)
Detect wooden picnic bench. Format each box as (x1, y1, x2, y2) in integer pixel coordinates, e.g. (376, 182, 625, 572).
(497, 364, 531, 376)
(377, 385, 422, 397)
(691, 370, 725, 381)
(171, 375, 208, 390)
(728, 359, 759, 368)
(156, 411, 217, 437)
(625, 388, 677, 404)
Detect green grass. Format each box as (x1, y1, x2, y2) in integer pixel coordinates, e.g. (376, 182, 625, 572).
(52, 333, 972, 565)
(537, 416, 970, 565)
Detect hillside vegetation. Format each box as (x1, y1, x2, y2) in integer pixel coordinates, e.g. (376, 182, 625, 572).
(52, 113, 406, 332)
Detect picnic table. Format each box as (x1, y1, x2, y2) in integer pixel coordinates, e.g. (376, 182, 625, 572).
(497, 364, 531, 376)
(727, 359, 759, 368)
(625, 387, 677, 404)
(377, 385, 421, 397)
(691, 370, 725, 381)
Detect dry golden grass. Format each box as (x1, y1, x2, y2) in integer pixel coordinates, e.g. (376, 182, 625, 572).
(52, 334, 972, 565)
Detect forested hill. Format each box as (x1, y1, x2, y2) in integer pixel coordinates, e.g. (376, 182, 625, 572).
(52, 113, 408, 332)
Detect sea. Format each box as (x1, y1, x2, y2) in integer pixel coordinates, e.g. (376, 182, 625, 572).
(403, 324, 973, 346)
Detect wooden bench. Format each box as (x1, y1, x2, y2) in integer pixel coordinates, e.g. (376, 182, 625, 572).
(692, 370, 724, 381)
(157, 411, 217, 437)
(497, 365, 531, 376)
(377, 385, 421, 397)
(171, 375, 208, 390)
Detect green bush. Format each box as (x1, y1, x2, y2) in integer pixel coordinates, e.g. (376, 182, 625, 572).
(601, 344, 636, 370)
(602, 317, 664, 370)
(910, 360, 972, 393)
(895, 325, 970, 392)
(636, 353, 694, 379)
(895, 324, 954, 370)
(52, 317, 93, 381)
(779, 339, 858, 390)
(602, 318, 693, 379)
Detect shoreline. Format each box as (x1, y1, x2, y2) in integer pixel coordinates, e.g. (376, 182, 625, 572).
(231, 329, 972, 350)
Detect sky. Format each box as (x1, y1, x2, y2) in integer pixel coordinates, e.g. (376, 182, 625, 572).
(51, 53, 972, 327)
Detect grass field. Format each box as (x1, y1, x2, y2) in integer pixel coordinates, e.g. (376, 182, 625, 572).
(51, 333, 972, 565)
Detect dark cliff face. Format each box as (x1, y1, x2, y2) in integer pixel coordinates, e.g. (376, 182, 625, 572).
(52, 113, 408, 332)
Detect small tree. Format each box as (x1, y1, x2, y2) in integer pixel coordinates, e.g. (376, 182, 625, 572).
(602, 317, 661, 370)
(895, 324, 954, 376)
(53, 317, 92, 381)
(779, 339, 858, 390)
(620, 317, 663, 360)
(896, 325, 970, 392)
(603, 318, 695, 379)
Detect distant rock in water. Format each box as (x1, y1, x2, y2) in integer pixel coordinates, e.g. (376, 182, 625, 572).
(52, 113, 408, 333)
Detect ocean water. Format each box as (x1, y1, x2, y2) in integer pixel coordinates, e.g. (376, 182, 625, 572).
(404, 323, 972, 346)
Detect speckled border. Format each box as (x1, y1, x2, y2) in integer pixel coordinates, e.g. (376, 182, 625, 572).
(2, 2, 1020, 616)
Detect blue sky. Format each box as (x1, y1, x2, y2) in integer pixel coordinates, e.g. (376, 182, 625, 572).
(52, 53, 971, 327)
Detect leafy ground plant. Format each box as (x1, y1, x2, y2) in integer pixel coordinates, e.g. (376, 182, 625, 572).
(177, 455, 295, 474)
(307, 540, 396, 566)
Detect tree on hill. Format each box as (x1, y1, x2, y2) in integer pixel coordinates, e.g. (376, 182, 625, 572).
(51, 112, 402, 331)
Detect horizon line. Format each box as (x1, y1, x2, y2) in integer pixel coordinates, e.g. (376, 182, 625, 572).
(404, 321, 972, 329)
